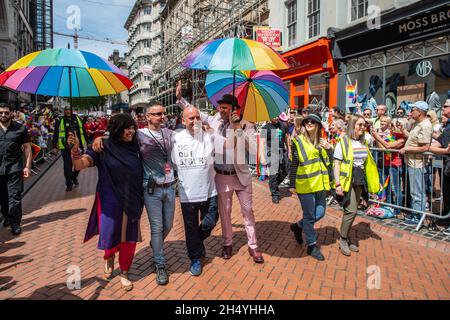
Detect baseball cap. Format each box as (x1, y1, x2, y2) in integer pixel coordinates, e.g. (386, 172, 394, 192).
(412, 101, 429, 112)
(444, 99, 450, 108)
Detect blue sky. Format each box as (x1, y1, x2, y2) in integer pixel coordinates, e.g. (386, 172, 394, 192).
(53, 0, 135, 59)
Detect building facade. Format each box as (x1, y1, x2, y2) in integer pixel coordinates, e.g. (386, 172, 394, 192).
(159, 0, 269, 114)
(31, 0, 53, 51)
(108, 49, 129, 111)
(270, 0, 427, 113)
(331, 0, 449, 115)
(0, 0, 35, 103)
(124, 0, 165, 111)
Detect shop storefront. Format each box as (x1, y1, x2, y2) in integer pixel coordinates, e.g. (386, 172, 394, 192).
(331, 0, 450, 115)
(278, 38, 338, 113)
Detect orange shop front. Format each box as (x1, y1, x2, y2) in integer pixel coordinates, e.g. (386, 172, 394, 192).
(278, 38, 338, 112)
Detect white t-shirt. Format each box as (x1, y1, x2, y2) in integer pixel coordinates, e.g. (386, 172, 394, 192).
(334, 138, 368, 168)
(171, 129, 217, 203)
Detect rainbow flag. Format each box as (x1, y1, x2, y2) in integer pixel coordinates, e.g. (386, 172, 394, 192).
(377, 176, 390, 201)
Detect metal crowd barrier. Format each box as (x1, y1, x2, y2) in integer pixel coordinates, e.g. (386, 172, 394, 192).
(370, 147, 449, 231)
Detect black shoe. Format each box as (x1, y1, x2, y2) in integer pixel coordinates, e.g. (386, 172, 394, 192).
(66, 185, 73, 192)
(73, 178, 79, 186)
(3, 217, 11, 227)
(272, 196, 280, 204)
(155, 264, 168, 285)
(290, 223, 303, 245)
(11, 225, 22, 235)
(307, 245, 325, 261)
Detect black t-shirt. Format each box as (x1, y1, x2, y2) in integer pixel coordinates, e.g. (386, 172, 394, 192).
(262, 121, 289, 152)
(0, 121, 31, 175)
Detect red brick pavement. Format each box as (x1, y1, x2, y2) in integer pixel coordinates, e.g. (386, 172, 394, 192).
(0, 159, 449, 300)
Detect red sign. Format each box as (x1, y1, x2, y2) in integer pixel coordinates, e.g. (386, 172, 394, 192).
(254, 27, 282, 51)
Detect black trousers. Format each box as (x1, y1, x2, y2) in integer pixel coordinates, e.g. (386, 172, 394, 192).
(0, 172, 23, 225)
(269, 151, 288, 198)
(61, 149, 80, 187)
(180, 196, 219, 260)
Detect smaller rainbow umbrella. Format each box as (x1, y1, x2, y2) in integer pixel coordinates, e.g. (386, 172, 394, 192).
(0, 48, 133, 112)
(205, 70, 288, 122)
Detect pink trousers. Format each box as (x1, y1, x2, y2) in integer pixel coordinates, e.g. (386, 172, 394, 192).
(104, 243, 136, 272)
(215, 174, 258, 249)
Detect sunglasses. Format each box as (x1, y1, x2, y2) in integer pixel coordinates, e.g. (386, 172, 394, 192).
(363, 113, 371, 116)
(0, 111, 10, 115)
(304, 119, 317, 125)
(148, 112, 167, 117)
(397, 112, 404, 115)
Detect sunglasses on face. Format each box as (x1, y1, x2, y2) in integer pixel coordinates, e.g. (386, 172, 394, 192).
(304, 119, 317, 125)
(363, 113, 371, 116)
(148, 112, 167, 117)
(0, 111, 10, 115)
(397, 112, 404, 116)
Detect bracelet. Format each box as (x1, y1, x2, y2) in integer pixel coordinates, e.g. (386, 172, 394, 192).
(335, 182, 341, 187)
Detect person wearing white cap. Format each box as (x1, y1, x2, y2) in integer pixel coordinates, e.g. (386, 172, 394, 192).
(399, 101, 433, 225)
(429, 99, 450, 235)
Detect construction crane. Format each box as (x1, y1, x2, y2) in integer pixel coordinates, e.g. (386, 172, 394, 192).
(54, 29, 127, 49)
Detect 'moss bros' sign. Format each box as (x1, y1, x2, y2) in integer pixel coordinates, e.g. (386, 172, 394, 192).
(253, 27, 282, 51)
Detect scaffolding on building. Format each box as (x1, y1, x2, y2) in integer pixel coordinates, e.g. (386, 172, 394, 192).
(157, 0, 269, 114)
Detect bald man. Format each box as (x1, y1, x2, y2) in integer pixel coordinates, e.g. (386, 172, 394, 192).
(171, 106, 219, 276)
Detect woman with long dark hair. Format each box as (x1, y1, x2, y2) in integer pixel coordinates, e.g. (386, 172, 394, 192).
(68, 113, 143, 291)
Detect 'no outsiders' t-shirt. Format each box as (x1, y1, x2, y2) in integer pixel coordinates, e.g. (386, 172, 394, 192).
(171, 130, 217, 203)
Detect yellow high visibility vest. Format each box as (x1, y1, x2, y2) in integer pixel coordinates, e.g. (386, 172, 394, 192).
(293, 135, 331, 194)
(338, 136, 380, 193)
(58, 116, 85, 149)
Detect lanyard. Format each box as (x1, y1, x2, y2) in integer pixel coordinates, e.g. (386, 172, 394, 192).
(147, 128, 167, 156)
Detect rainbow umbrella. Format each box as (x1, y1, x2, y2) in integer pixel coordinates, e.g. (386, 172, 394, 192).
(205, 70, 288, 122)
(0, 48, 133, 111)
(183, 38, 288, 109)
(182, 38, 288, 71)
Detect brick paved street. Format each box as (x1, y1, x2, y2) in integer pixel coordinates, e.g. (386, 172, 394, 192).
(0, 158, 449, 300)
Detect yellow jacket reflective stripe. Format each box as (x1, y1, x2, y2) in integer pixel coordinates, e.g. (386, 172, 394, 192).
(293, 135, 330, 194)
(339, 136, 380, 193)
(58, 117, 86, 149)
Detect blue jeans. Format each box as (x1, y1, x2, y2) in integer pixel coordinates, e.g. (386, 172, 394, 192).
(143, 183, 176, 265)
(407, 167, 425, 219)
(383, 166, 403, 214)
(297, 191, 326, 246)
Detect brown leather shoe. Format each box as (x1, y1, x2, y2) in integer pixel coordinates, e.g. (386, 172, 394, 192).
(221, 245, 232, 259)
(248, 247, 264, 264)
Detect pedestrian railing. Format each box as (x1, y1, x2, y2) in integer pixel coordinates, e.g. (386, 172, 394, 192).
(369, 147, 449, 231)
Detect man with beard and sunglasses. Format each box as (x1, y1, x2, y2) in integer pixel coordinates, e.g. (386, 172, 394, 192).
(0, 104, 32, 235)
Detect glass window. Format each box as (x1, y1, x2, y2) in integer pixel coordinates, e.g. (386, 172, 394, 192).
(308, 72, 329, 112)
(307, 0, 320, 38)
(286, 1, 297, 47)
(351, 0, 368, 21)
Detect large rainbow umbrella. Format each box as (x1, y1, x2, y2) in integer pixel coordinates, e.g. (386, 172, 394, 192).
(182, 38, 288, 71)
(0, 48, 133, 111)
(206, 70, 288, 122)
(183, 38, 288, 110)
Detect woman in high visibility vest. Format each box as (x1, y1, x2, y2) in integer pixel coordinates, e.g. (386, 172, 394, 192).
(333, 115, 380, 256)
(289, 113, 333, 261)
